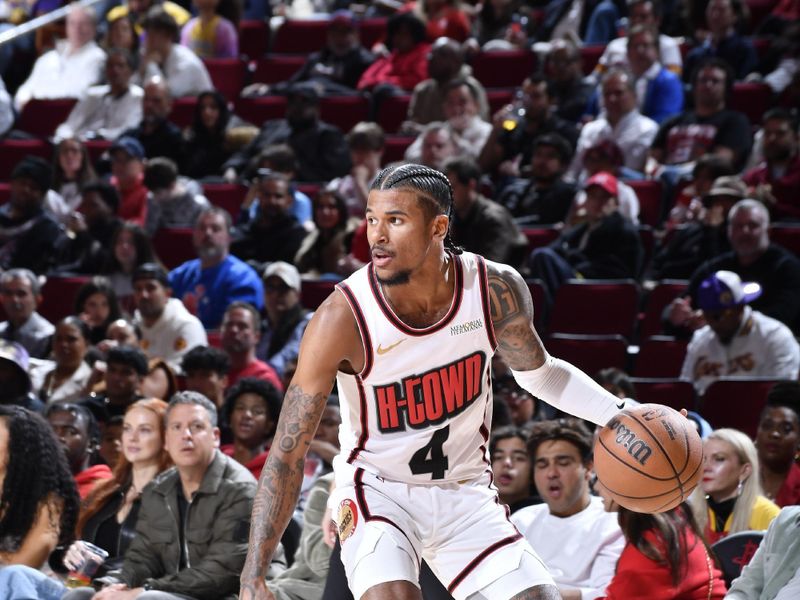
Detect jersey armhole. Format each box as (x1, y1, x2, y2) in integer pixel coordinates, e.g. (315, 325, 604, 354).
(335, 283, 374, 380)
(475, 256, 499, 351)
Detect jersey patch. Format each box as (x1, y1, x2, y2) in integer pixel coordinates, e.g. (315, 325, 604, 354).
(338, 499, 359, 543)
(373, 351, 487, 433)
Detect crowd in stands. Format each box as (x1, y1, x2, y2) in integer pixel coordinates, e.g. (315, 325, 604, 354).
(0, 0, 799, 596)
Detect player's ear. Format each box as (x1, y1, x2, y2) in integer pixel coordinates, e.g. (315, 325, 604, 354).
(432, 213, 449, 241)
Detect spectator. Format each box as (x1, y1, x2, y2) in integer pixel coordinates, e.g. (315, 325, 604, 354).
(256, 261, 312, 378)
(512, 418, 624, 599)
(13, 5, 105, 111)
(651, 175, 744, 279)
(444, 156, 527, 266)
(414, 0, 471, 42)
(479, 76, 579, 176)
(220, 377, 282, 479)
(295, 190, 361, 277)
(404, 37, 489, 133)
(594, 494, 727, 599)
(497, 133, 578, 224)
(223, 82, 351, 183)
(684, 0, 757, 81)
(46, 402, 113, 498)
(106, 0, 190, 36)
(537, 0, 625, 46)
(408, 121, 461, 171)
(330, 121, 384, 217)
(39, 317, 92, 404)
(55, 49, 144, 142)
(0, 157, 65, 274)
(310, 398, 340, 470)
(471, 0, 536, 50)
(62, 391, 260, 600)
(0, 341, 44, 412)
(691, 428, 780, 544)
(568, 68, 658, 180)
(0, 269, 53, 359)
(182, 345, 230, 413)
(594, 367, 636, 400)
(743, 108, 800, 222)
(104, 12, 139, 53)
(101, 223, 160, 314)
(625, 25, 684, 124)
(132, 263, 207, 371)
(103, 318, 142, 351)
(222, 301, 283, 390)
(529, 172, 643, 310)
(725, 506, 800, 599)
(493, 370, 553, 428)
(98, 414, 125, 469)
(169, 208, 265, 330)
(183, 90, 252, 179)
(489, 425, 540, 513)
(52, 138, 98, 212)
(231, 170, 309, 265)
(680, 271, 800, 394)
(757, 382, 800, 507)
(542, 39, 595, 124)
(75, 277, 122, 346)
(0, 77, 12, 137)
(143, 157, 210, 235)
(82, 345, 147, 426)
(138, 7, 213, 97)
(667, 154, 736, 227)
(180, 0, 239, 59)
(0, 405, 78, 568)
(649, 58, 753, 174)
(594, 0, 682, 77)
(109, 136, 149, 226)
(121, 78, 186, 165)
(141, 357, 179, 400)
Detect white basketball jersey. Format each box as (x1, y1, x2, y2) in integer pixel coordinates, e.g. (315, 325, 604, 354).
(334, 252, 497, 484)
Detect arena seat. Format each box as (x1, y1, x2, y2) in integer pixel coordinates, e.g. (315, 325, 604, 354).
(358, 18, 387, 49)
(486, 89, 513, 114)
(171, 97, 198, 129)
(638, 279, 688, 339)
(520, 227, 559, 255)
(17, 98, 77, 138)
(301, 279, 337, 310)
(470, 50, 536, 88)
(376, 94, 411, 133)
(202, 183, 247, 221)
(546, 333, 628, 375)
(84, 139, 113, 164)
(272, 19, 330, 54)
(203, 58, 248, 101)
(633, 336, 688, 378)
(769, 224, 800, 257)
(251, 55, 306, 84)
(39, 275, 92, 323)
(630, 378, 696, 412)
(580, 45, 605, 75)
(0, 139, 52, 179)
(712, 531, 765, 587)
(382, 135, 415, 164)
(628, 180, 663, 228)
(152, 228, 196, 270)
(729, 82, 772, 126)
(699, 378, 779, 438)
(548, 280, 639, 338)
(235, 96, 288, 126)
(296, 183, 321, 199)
(239, 20, 270, 59)
(320, 96, 370, 132)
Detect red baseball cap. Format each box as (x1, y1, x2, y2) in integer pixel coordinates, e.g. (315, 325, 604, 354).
(585, 171, 618, 197)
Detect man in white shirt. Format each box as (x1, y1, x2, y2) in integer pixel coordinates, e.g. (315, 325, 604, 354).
(138, 6, 212, 98)
(14, 5, 105, 111)
(55, 48, 143, 142)
(512, 419, 624, 600)
(133, 262, 207, 372)
(0, 77, 12, 136)
(681, 270, 800, 394)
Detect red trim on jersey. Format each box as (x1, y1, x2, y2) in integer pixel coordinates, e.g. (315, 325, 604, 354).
(476, 256, 498, 350)
(367, 252, 464, 336)
(347, 377, 370, 464)
(479, 422, 490, 468)
(447, 533, 523, 594)
(335, 283, 374, 380)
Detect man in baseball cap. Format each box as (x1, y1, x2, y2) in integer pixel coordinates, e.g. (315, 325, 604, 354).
(110, 135, 148, 224)
(681, 270, 799, 393)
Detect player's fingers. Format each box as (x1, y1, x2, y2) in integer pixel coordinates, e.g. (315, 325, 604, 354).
(680, 408, 689, 417)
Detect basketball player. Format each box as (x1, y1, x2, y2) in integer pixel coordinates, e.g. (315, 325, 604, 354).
(240, 164, 627, 600)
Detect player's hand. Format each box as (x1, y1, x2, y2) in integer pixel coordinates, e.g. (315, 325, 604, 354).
(240, 578, 274, 600)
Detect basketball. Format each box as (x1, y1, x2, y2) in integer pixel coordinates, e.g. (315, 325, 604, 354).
(594, 404, 703, 513)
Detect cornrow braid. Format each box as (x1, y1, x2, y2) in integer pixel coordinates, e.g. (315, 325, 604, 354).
(370, 163, 464, 255)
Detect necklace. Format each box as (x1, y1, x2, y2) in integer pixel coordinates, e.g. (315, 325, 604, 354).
(704, 545, 714, 600)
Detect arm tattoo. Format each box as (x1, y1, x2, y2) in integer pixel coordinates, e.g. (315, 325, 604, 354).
(488, 272, 546, 371)
(242, 384, 327, 581)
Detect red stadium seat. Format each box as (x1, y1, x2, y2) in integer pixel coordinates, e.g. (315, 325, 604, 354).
(638, 225, 654, 275)
(17, 98, 77, 138)
(631, 378, 696, 412)
(546, 333, 628, 375)
(486, 89, 513, 115)
(235, 96, 287, 125)
(84, 139, 112, 164)
(634, 336, 688, 378)
(359, 18, 387, 49)
(639, 279, 688, 339)
(376, 94, 411, 134)
(549, 280, 639, 338)
(580, 45, 605, 75)
(470, 51, 536, 88)
(382, 135, 415, 164)
(320, 96, 369, 132)
(729, 82, 771, 126)
(251, 55, 306, 84)
(202, 183, 247, 221)
(171, 97, 198, 129)
(699, 379, 780, 438)
(239, 20, 270, 59)
(207, 331, 222, 348)
(296, 183, 321, 199)
(272, 19, 330, 54)
(153, 228, 196, 270)
(628, 180, 663, 228)
(301, 279, 337, 309)
(203, 58, 247, 101)
(39, 275, 92, 323)
(520, 227, 559, 255)
(0, 139, 52, 179)
(769, 225, 800, 257)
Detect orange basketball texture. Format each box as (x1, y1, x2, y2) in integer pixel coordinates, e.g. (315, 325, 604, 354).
(594, 404, 703, 513)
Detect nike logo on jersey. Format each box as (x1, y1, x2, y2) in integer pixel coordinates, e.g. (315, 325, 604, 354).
(616, 400, 626, 410)
(377, 339, 406, 355)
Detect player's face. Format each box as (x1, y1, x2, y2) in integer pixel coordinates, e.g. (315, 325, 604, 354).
(701, 438, 751, 501)
(491, 436, 532, 504)
(533, 440, 591, 517)
(756, 406, 799, 468)
(366, 189, 447, 287)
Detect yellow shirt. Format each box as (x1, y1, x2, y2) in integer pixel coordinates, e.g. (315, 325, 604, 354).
(707, 494, 781, 541)
(107, 1, 190, 34)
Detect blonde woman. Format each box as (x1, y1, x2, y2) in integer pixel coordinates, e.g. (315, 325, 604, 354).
(691, 428, 780, 544)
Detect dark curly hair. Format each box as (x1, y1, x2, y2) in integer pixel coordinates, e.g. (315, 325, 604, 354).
(0, 406, 79, 552)
(224, 377, 283, 437)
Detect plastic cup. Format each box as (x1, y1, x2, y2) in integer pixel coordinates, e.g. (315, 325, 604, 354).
(65, 542, 109, 588)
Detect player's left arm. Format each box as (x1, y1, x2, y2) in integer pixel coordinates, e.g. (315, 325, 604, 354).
(486, 261, 624, 427)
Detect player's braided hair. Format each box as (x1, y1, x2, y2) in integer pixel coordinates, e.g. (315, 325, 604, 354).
(370, 163, 463, 255)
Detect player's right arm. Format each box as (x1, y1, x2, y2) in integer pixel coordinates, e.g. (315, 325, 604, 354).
(239, 291, 363, 600)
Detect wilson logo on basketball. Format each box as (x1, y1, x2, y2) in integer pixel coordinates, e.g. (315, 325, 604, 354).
(373, 351, 486, 432)
(607, 417, 654, 466)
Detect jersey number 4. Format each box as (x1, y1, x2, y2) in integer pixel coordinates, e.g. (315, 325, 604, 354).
(409, 425, 450, 479)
